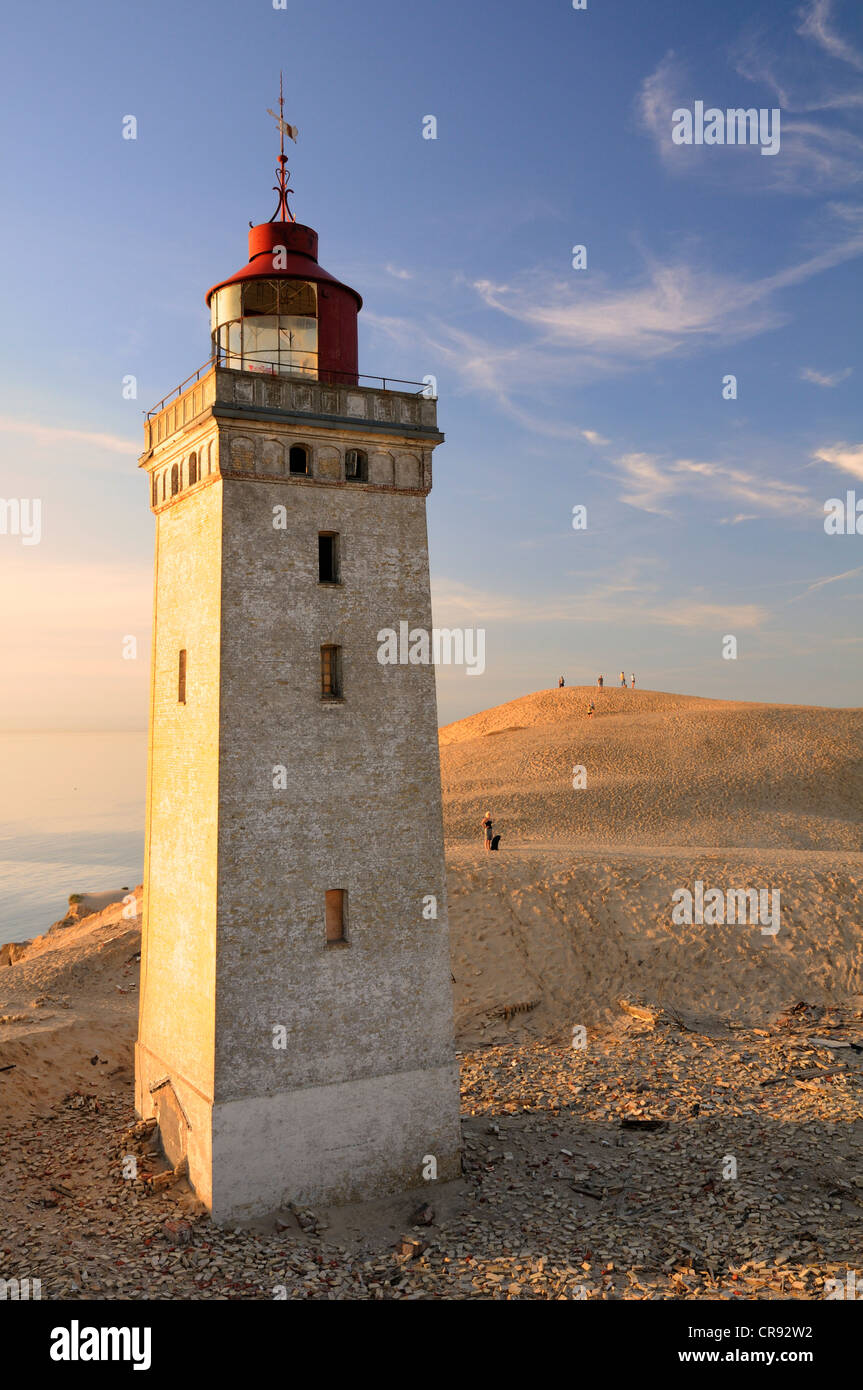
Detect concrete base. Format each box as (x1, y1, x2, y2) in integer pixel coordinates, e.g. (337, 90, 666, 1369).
(135, 1044, 461, 1224)
(210, 1063, 462, 1223)
(135, 1042, 215, 1211)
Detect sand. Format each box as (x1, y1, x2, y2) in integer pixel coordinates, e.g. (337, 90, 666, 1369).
(0, 687, 861, 1299)
(440, 687, 863, 1044)
(0, 890, 141, 1117)
(2, 686, 862, 1117)
(441, 686, 863, 850)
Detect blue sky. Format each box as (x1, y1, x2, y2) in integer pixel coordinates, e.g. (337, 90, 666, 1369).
(0, 0, 861, 727)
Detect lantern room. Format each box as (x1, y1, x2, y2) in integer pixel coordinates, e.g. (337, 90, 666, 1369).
(206, 220, 362, 385)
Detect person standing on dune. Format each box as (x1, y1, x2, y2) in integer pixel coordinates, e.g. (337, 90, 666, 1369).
(631, 673, 636, 689)
(482, 811, 493, 852)
(597, 674, 603, 691)
(620, 670, 627, 687)
(558, 676, 565, 688)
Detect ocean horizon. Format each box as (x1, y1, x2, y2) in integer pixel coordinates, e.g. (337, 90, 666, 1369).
(0, 732, 147, 947)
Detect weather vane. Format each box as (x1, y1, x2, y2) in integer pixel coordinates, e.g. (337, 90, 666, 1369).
(266, 72, 298, 223)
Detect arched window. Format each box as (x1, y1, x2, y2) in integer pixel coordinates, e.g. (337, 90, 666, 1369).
(171, 464, 179, 497)
(345, 448, 367, 482)
(151, 475, 158, 507)
(189, 452, 198, 485)
(289, 445, 309, 475)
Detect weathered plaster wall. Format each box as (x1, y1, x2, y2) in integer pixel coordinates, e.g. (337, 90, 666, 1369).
(135, 482, 222, 1202)
(136, 385, 459, 1221)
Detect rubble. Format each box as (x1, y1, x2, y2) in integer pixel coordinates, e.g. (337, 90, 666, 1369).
(1, 1007, 860, 1300)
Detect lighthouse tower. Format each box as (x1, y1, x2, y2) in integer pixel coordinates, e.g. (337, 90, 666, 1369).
(134, 115, 460, 1223)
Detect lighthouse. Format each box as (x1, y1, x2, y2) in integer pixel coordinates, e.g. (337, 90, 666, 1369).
(134, 105, 460, 1223)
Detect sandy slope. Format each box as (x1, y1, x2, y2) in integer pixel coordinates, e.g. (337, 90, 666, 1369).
(1, 688, 861, 1298)
(442, 687, 863, 1042)
(448, 848, 863, 1045)
(441, 686, 863, 850)
(1, 687, 862, 1117)
(0, 892, 141, 1117)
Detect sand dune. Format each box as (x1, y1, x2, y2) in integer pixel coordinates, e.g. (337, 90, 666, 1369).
(441, 687, 863, 851)
(442, 687, 863, 1042)
(2, 687, 861, 1113)
(1, 689, 860, 1300)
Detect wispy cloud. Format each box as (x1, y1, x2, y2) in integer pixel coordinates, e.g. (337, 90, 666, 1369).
(797, 0, 863, 72)
(385, 263, 413, 280)
(367, 310, 610, 443)
(735, 24, 863, 113)
(465, 201, 863, 377)
(613, 452, 817, 520)
(800, 364, 852, 385)
(472, 263, 784, 361)
(614, 453, 678, 515)
(371, 207, 863, 477)
(431, 575, 767, 631)
(372, 202, 863, 422)
(787, 564, 863, 602)
(642, 5, 863, 194)
(813, 441, 863, 478)
(0, 416, 139, 455)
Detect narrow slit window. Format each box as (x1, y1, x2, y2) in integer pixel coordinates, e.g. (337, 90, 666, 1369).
(170, 463, 180, 496)
(320, 643, 342, 700)
(189, 452, 198, 485)
(318, 532, 339, 584)
(325, 889, 346, 943)
(178, 649, 187, 704)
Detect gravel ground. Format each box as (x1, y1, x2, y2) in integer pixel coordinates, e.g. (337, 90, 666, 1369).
(2, 1005, 861, 1301)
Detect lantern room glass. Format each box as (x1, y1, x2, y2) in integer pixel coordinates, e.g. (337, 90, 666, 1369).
(211, 279, 318, 378)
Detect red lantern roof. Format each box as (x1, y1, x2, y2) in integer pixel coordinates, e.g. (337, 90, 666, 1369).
(205, 220, 362, 309)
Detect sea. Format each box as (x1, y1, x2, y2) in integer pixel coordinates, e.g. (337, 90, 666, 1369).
(0, 732, 147, 947)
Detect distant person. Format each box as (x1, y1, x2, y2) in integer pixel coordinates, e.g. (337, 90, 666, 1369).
(631, 673, 636, 689)
(620, 671, 627, 687)
(482, 812, 493, 852)
(597, 674, 603, 691)
(558, 676, 565, 688)
(587, 699, 595, 718)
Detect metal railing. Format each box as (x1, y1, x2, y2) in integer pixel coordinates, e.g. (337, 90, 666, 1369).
(145, 354, 432, 419)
